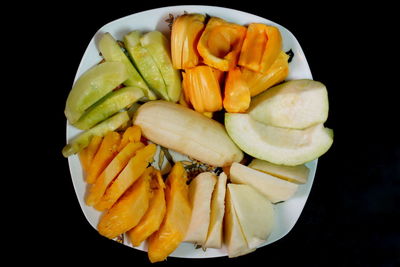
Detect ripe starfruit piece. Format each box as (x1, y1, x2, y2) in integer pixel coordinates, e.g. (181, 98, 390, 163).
(223, 67, 251, 113)
(171, 13, 206, 69)
(239, 23, 282, 73)
(182, 65, 223, 113)
(241, 51, 289, 96)
(197, 17, 246, 71)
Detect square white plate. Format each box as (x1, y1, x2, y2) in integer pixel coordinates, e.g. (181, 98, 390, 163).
(66, 5, 315, 259)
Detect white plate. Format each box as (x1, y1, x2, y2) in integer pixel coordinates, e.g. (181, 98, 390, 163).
(66, 5, 314, 259)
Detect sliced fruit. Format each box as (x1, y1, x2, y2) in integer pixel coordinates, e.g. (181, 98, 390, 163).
(225, 113, 333, 166)
(128, 169, 166, 247)
(171, 13, 206, 69)
(249, 159, 309, 184)
(239, 23, 282, 73)
(248, 79, 329, 129)
(78, 135, 103, 173)
(224, 183, 254, 258)
(65, 61, 128, 124)
(197, 17, 246, 71)
(85, 141, 145, 207)
(204, 172, 227, 249)
(73, 86, 144, 130)
(124, 31, 168, 100)
(95, 143, 156, 211)
(223, 67, 250, 113)
(241, 51, 289, 97)
(62, 111, 129, 157)
(228, 183, 274, 249)
(147, 162, 191, 263)
(229, 162, 298, 203)
(117, 125, 141, 151)
(183, 65, 223, 113)
(140, 31, 182, 102)
(184, 172, 217, 245)
(133, 100, 243, 167)
(85, 131, 121, 184)
(98, 32, 156, 100)
(97, 171, 151, 239)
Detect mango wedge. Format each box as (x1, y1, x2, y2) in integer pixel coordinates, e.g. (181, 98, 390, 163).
(117, 125, 141, 151)
(85, 141, 145, 207)
(85, 131, 121, 184)
(128, 169, 166, 247)
(147, 162, 191, 263)
(99, 32, 157, 100)
(78, 135, 103, 173)
(97, 171, 151, 239)
(95, 143, 156, 211)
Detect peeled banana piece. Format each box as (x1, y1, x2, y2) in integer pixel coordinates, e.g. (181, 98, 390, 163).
(133, 100, 243, 167)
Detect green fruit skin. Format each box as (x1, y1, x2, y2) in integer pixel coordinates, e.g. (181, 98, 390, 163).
(124, 31, 169, 100)
(65, 61, 129, 124)
(73, 86, 144, 130)
(140, 31, 182, 102)
(98, 33, 157, 100)
(62, 111, 129, 157)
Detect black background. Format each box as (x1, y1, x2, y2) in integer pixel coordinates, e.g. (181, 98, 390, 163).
(26, 1, 399, 266)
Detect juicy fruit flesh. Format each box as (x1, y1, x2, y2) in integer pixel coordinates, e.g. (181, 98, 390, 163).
(133, 100, 243, 167)
(228, 183, 275, 249)
(248, 79, 329, 129)
(225, 113, 333, 165)
(73, 86, 144, 130)
(98, 33, 152, 95)
(124, 31, 168, 100)
(65, 61, 129, 124)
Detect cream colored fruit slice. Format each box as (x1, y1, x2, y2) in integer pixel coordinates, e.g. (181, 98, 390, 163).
(184, 172, 217, 245)
(230, 162, 298, 203)
(248, 79, 329, 129)
(203, 172, 227, 248)
(225, 113, 333, 166)
(224, 184, 255, 258)
(249, 159, 309, 184)
(228, 184, 275, 250)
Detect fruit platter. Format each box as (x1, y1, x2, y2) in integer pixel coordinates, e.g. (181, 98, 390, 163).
(63, 5, 333, 262)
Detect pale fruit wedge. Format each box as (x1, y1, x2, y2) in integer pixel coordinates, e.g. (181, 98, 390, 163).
(248, 79, 329, 129)
(225, 113, 333, 166)
(228, 184, 274, 250)
(124, 31, 168, 100)
(204, 172, 227, 249)
(62, 111, 129, 157)
(134, 100, 243, 167)
(73, 86, 144, 130)
(98, 32, 156, 100)
(249, 159, 309, 184)
(65, 61, 128, 124)
(224, 184, 255, 258)
(230, 162, 298, 203)
(140, 31, 182, 102)
(184, 172, 217, 245)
